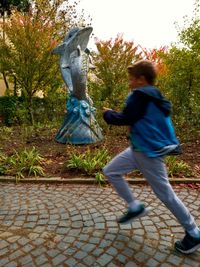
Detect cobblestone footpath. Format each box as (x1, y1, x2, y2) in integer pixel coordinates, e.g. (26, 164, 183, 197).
(0, 183, 200, 267)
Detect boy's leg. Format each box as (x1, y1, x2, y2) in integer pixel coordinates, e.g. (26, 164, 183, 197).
(103, 147, 151, 223)
(134, 151, 200, 254)
(133, 151, 198, 232)
(103, 147, 139, 204)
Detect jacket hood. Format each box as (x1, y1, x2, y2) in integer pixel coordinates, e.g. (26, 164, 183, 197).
(136, 86, 172, 116)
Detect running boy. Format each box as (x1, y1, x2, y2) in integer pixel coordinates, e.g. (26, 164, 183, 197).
(102, 60, 200, 254)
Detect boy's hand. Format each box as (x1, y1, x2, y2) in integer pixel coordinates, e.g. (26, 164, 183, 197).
(102, 107, 112, 112)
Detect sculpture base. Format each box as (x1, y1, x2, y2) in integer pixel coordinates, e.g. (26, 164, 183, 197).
(55, 96, 103, 144)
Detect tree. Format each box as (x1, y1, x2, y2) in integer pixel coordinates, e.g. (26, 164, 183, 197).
(159, 0, 200, 126)
(0, 0, 30, 94)
(0, 0, 89, 124)
(89, 35, 140, 110)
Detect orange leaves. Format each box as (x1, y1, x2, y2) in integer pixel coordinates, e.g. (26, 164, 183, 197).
(140, 46, 169, 76)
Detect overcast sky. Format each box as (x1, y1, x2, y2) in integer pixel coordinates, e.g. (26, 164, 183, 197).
(77, 0, 195, 50)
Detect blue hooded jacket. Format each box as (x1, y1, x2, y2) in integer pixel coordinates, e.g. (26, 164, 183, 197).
(103, 86, 179, 157)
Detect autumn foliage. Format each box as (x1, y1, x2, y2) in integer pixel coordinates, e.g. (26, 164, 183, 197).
(89, 35, 140, 109)
(141, 46, 168, 77)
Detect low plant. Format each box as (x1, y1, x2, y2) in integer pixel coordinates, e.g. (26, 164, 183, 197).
(166, 156, 193, 177)
(0, 126, 13, 141)
(0, 151, 7, 175)
(95, 172, 106, 186)
(65, 147, 111, 181)
(6, 147, 45, 181)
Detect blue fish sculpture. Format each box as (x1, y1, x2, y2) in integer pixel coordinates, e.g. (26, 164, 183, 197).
(52, 27, 103, 144)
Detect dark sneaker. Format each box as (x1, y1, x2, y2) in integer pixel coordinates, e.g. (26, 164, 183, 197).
(175, 231, 200, 254)
(117, 204, 151, 225)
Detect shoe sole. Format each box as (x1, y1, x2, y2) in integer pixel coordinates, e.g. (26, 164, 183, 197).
(175, 243, 200, 254)
(118, 207, 152, 225)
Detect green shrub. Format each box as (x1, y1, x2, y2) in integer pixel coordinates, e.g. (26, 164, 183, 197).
(0, 126, 13, 141)
(0, 151, 7, 175)
(0, 96, 17, 125)
(65, 147, 111, 178)
(5, 147, 45, 180)
(0, 95, 66, 126)
(166, 156, 193, 177)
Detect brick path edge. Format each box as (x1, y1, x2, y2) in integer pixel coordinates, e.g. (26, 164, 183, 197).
(0, 176, 200, 185)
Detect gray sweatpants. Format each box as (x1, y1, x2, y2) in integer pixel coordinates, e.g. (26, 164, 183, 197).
(103, 147, 197, 232)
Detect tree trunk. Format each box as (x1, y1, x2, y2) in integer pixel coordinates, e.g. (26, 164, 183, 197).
(2, 71, 10, 95)
(13, 75, 17, 96)
(2, 13, 10, 95)
(27, 96, 34, 125)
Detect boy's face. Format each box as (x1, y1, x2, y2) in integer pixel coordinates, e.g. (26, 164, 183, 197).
(128, 75, 148, 90)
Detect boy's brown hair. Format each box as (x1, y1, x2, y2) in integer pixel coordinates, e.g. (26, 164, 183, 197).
(127, 60, 157, 85)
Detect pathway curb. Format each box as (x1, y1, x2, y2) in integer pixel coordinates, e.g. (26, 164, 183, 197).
(0, 176, 200, 185)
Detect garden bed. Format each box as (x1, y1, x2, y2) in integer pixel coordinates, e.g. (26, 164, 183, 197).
(0, 125, 199, 180)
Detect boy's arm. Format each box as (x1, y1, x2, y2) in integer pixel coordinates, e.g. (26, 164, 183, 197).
(103, 91, 149, 126)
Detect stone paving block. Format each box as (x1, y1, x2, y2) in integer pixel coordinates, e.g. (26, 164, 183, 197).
(57, 241, 70, 251)
(23, 262, 37, 267)
(0, 231, 12, 238)
(0, 257, 10, 267)
(68, 229, 81, 237)
(113, 241, 125, 250)
(92, 248, 104, 257)
(82, 243, 96, 252)
(107, 247, 118, 257)
(78, 234, 90, 241)
(46, 249, 60, 258)
(31, 248, 47, 257)
(34, 226, 46, 233)
(75, 263, 87, 267)
(9, 250, 24, 261)
(116, 254, 127, 264)
(74, 241, 85, 249)
(0, 247, 9, 256)
(96, 253, 113, 266)
(24, 222, 36, 229)
(52, 254, 66, 266)
(183, 257, 200, 267)
(135, 251, 150, 263)
(4, 261, 19, 267)
(27, 215, 38, 222)
(40, 264, 52, 267)
(38, 219, 48, 225)
(35, 254, 48, 266)
(89, 237, 101, 244)
(146, 258, 160, 267)
(28, 233, 40, 240)
(19, 255, 33, 265)
(123, 247, 135, 257)
(83, 255, 96, 265)
(160, 264, 173, 267)
(125, 262, 140, 267)
(14, 221, 24, 226)
(99, 239, 112, 248)
(9, 242, 19, 251)
(21, 244, 34, 253)
(166, 254, 183, 266)
(74, 250, 88, 260)
(7, 235, 21, 243)
(63, 248, 77, 256)
(0, 240, 9, 249)
(32, 238, 45, 246)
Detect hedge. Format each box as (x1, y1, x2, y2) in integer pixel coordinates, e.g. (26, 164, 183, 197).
(0, 95, 66, 125)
